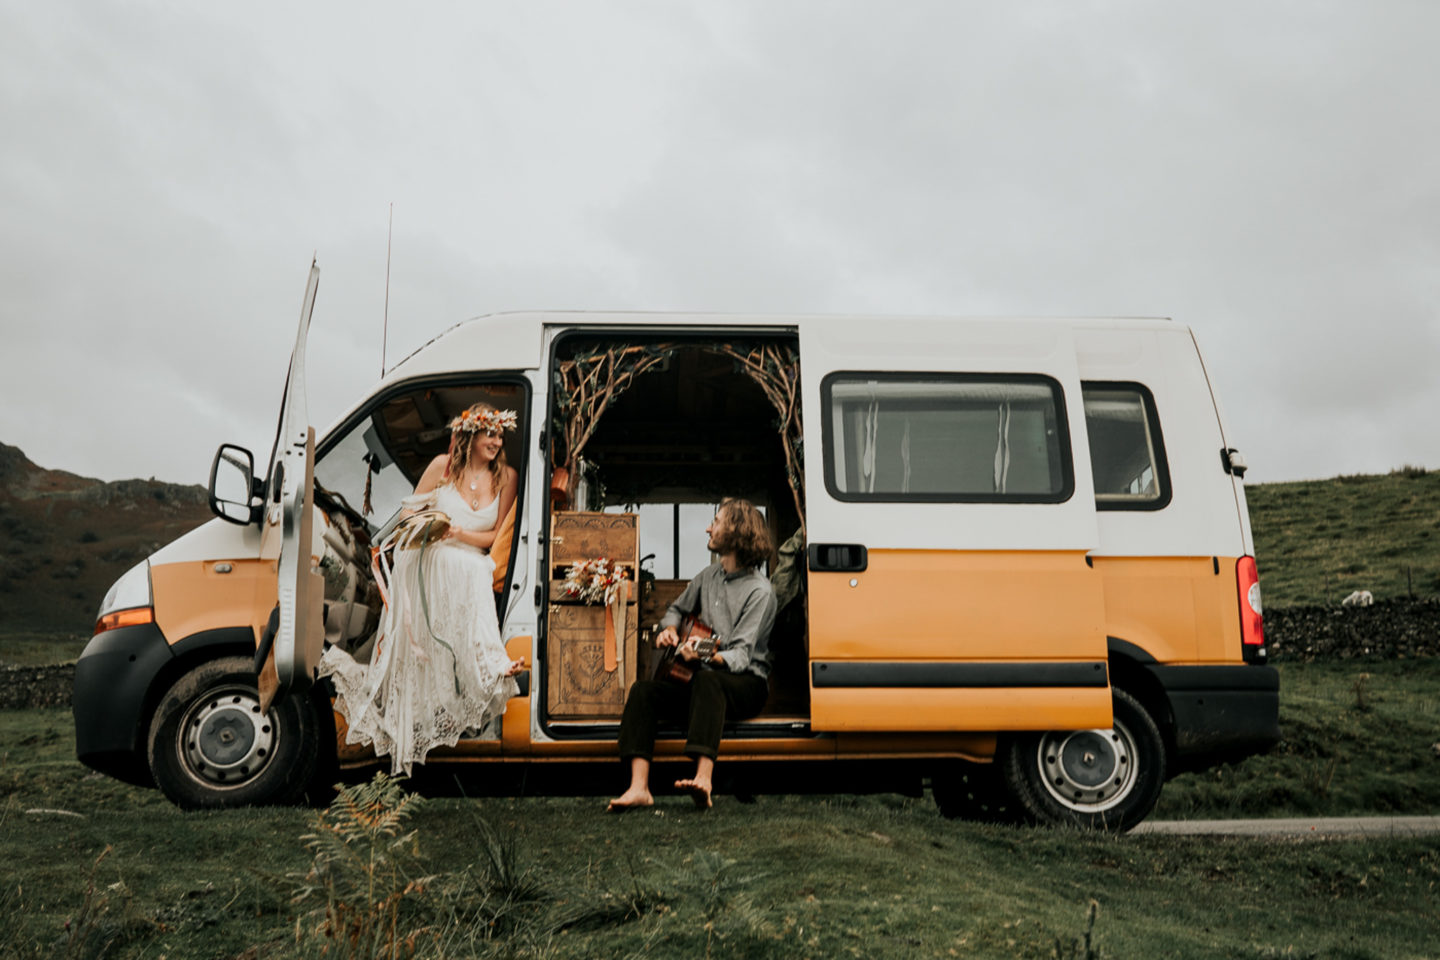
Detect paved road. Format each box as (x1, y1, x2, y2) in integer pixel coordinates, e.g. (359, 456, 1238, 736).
(1134, 815, 1440, 837)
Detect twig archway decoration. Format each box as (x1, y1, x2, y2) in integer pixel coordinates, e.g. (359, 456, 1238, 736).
(553, 340, 805, 531)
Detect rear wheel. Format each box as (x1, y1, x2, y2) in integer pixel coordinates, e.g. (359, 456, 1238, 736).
(999, 688, 1165, 832)
(147, 656, 322, 810)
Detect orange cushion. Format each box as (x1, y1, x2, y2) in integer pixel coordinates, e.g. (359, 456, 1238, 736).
(491, 500, 517, 592)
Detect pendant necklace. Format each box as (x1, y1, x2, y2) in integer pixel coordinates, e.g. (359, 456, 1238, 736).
(466, 473, 480, 510)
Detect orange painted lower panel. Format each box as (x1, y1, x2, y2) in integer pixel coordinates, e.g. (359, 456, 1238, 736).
(501, 635, 533, 755)
(151, 559, 275, 647)
(811, 687, 1112, 732)
(808, 549, 1106, 661)
(1092, 555, 1244, 664)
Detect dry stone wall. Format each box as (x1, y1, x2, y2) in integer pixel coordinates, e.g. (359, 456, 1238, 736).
(1, 663, 75, 710)
(1266, 599, 1440, 662)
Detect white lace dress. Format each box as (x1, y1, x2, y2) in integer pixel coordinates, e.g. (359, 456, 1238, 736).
(319, 484, 519, 775)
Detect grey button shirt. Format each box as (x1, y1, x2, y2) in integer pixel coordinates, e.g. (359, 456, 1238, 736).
(660, 562, 777, 679)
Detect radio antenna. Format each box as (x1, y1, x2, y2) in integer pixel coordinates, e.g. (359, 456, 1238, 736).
(381, 202, 393, 376)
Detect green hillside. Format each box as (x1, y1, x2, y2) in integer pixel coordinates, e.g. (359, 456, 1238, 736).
(1247, 466, 1440, 607)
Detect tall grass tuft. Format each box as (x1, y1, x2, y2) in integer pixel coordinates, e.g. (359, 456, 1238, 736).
(1051, 899, 1101, 960)
(291, 772, 436, 959)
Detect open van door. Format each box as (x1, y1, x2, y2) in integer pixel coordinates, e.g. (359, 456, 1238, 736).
(799, 318, 1112, 733)
(258, 261, 326, 710)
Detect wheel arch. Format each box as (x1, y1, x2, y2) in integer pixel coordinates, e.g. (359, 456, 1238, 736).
(139, 627, 337, 778)
(1106, 637, 1176, 772)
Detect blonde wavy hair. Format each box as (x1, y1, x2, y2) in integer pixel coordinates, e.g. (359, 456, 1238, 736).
(444, 402, 510, 494)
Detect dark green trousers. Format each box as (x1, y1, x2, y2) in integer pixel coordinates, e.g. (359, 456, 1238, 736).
(618, 670, 769, 761)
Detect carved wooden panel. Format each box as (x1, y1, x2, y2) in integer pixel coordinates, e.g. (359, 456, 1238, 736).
(550, 511, 639, 567)
(546, 603, 639, 719)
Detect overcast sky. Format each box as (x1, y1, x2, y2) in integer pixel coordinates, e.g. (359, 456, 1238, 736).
(2, 1, 1436, 487)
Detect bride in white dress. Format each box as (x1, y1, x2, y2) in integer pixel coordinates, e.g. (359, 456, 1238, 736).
(320, 403, 525, 776)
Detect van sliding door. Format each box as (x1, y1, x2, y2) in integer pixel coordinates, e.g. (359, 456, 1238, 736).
(800, 319, 1111, 733)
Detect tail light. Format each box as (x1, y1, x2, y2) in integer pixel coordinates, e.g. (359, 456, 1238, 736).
(1236, 556, 1265, 660)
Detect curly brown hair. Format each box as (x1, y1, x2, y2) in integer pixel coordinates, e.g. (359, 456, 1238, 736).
(444, 402, 509, 495)
(713, 498, 774, 570)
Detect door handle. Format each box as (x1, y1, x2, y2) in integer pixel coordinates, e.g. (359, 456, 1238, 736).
(807, 543, 868, 573)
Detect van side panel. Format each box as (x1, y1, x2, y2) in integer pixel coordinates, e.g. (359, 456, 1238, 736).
(1076, 326, 1250, 667)
(808, 549, 1104, 661)
(807, 549, 1112, 731)
(150, 559, 274, 648)
(1092, 556, 1246, 664)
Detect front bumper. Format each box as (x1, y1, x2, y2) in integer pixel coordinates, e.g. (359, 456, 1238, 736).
(1147, 663, 1281, 773)
(73, 622, 174, 786)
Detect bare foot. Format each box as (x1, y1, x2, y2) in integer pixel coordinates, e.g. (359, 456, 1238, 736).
(606, 786, 654, 812)
(674, 776, 712, 810)
(503, 658, 526, 678)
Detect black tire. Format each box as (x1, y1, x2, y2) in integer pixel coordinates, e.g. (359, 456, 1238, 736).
(999, 688, 1165, 832)
(931, 761, 1022, 824)
(147, 656, 322, 810)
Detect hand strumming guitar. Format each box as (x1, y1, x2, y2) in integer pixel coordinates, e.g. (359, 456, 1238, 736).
(654, 624, 723, 667)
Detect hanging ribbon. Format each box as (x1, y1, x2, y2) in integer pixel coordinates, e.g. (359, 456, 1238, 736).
(369, 512, 461, 695)
(603, 578, 629, 674)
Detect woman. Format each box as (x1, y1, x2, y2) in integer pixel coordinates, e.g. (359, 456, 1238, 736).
(320, 402, 525, 776)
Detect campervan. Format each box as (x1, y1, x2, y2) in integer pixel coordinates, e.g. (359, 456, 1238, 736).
(75, 266, 1278, 830)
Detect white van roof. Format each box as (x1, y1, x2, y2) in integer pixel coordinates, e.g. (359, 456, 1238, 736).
(379, 311, 1179, 387)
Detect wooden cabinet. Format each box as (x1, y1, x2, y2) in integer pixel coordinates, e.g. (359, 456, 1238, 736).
(546, 512, 639, 720)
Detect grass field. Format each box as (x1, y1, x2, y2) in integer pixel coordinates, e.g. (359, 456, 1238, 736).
(3, 660, 1439, 959)
(3, 471, 1438, 955)
(1247, 467, 1440, 607)
(1155, 660, 1440, 820)
(0, 631, 89, 667)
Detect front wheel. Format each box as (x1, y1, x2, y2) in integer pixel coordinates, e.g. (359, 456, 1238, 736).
(999, 688, 1166, 832)
(147, 656, 323, 810)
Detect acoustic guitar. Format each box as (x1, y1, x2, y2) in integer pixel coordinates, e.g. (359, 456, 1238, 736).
(650, 614, 720, 684)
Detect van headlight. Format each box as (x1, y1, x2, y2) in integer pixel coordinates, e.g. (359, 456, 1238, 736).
(94, 561, 155, 635)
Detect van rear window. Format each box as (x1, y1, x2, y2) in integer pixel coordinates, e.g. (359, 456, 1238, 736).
(1081, 382, 1170, 510)
(822, 373, 1072, 502)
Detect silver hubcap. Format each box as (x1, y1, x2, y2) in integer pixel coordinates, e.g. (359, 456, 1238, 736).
(178, 685, 276, 789)
(1034, 720, 1138, 813)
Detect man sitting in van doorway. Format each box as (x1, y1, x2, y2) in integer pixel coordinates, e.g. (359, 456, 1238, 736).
(607, 498, 777, 811)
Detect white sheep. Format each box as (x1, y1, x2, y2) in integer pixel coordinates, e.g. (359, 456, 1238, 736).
(1341, 590, 1374, 607)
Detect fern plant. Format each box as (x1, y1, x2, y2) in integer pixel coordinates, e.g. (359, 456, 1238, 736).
(292, 773, 436, 959)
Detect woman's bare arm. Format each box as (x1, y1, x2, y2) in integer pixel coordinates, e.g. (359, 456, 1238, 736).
(402, 455, 450, 518)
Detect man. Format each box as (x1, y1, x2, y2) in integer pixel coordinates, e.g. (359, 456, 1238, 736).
(607, 498, 777, 811)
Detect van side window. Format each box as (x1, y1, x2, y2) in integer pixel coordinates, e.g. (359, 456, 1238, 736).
(822, 373, 1073, 502)
(1081, 381, 1170, 511)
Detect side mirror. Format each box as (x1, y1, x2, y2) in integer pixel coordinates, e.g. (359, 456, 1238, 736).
(209, 444, 260, 525)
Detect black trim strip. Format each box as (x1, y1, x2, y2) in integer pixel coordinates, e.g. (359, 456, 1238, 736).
(811, 661, 1109, 688)
(1147, 664, 1279, 692)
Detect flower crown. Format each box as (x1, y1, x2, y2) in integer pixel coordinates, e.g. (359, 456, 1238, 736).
(449, 408, 518, 435)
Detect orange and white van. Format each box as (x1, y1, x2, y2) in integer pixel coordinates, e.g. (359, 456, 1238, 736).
(75, 265, 1277, 830)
